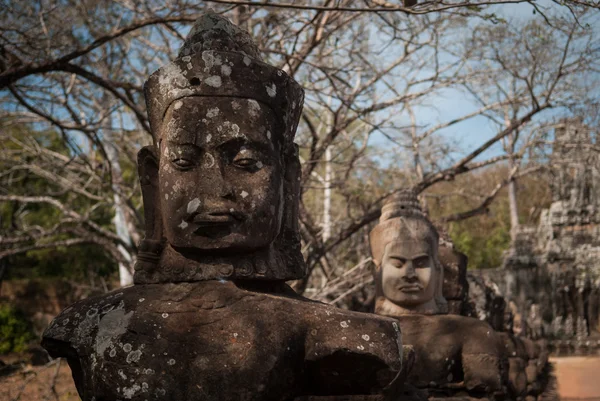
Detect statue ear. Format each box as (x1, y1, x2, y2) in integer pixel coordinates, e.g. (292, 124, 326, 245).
(135, 146, 164, 275)
(138, 146, 161, 239)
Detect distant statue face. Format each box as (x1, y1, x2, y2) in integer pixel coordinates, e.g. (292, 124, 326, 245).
(380, 239, 437, 307)
(158, 96, 284, 251)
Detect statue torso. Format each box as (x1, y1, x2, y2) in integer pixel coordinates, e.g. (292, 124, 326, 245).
(393, 314, 505, 394)
(43, 281, 403, 401)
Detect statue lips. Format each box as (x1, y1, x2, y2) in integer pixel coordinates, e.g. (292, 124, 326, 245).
(190, 211, 243, 238)
(397, 284, 423, 293)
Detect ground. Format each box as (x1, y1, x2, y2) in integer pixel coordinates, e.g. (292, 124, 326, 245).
(0, 358, 78, 401)
(1, 356, 600, 401)
(551, 356, 600, 401)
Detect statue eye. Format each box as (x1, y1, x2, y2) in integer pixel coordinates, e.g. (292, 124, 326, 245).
(232, 150, 264, 170)
(389, 258, 406, 268)
(172, 158, 195, 169)
(234, 158, 258, 168)
(413, 257, 430, 269)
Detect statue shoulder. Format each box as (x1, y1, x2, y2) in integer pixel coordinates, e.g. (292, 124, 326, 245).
(302, 304, 404, 395)
(42, 287, 137, 357)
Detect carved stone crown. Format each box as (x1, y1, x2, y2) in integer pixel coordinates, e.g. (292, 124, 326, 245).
(144, 12, 304, 149)
(370, 189, 439, 264)
(380, 188, 426, 222)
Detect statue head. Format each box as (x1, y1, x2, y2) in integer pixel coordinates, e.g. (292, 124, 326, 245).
(370, 189, 447, 316)
(134, 12, 305, 283)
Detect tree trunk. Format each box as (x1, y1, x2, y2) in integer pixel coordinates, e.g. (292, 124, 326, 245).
(323, 146, 332, 243)
(508, 173, 519, 240)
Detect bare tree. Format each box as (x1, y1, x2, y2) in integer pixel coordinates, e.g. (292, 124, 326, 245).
(0, 1, 598, 297)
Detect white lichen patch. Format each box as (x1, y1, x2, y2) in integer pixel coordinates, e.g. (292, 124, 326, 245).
(122, 383, 141, 399)
(123, 343, 133, 353)
(126, 349, 142, 364)
(256, 161, 263, 169)
(187, 198, 201, 214)
(173, 100, 183, 110)
(168, 358, 176, 366)
(221, 64, 232, 76)
(240, 191, 249, 199)
(265, 83, 277, 98)
(202, 51, 215, 72)
(162, 313, 169, 318)
(247, 99, 261, 117)
(266, 130, 271, 139)
(340, 321, 349, 328)
(206, 134, 212, 143)
(231, 100, 241, 110)
(230, 123, 240, 136)
(165, 194, 169, 200)
(95, 309, 134, 356)
(206, 107, 220, 118)
(203, 153, 215, 168)
(362, 334, 370, 341)
(205, 75, 222, 88)
(118, 369, 127, 380)
(178, 220, 188, 229)
(138, 298, 145, 303)
(357, 345, 365, 351)
(243, 56, 251, 66)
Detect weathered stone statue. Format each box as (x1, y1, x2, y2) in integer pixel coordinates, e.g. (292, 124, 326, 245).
(370, 190, 507, 399)
(436, 234, 555, 401)
(41, 13, 406, 401)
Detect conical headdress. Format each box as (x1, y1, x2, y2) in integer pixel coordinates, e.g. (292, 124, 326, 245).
(144, 12, 304, 149)
(370, 189, 439, 264)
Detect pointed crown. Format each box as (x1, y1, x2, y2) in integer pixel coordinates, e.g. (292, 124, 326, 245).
(370, 189, 439, 264)
(144, 12, 304, 148)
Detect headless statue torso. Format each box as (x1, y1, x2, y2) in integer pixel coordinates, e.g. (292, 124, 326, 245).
(43, 281, 403, 401)
(369, 190, 507, 398)
(42, 13, 405, 401)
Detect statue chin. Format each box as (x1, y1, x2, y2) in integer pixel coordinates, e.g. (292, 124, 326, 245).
(377, 296, 441, 316)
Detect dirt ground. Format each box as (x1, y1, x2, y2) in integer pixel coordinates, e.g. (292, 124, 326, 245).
(2, 356, 600, 401)
(551, 356, 600, 401)
(0, 360, 78, 401)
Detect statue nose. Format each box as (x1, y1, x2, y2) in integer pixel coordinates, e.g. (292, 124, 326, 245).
(404, 262, 418, 280)
(198, 159, 234, 200)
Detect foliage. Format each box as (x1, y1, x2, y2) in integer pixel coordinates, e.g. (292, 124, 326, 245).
(0, 303, 34, 354)
(426, 164, 552, 269)
(0, 125, 120, 280)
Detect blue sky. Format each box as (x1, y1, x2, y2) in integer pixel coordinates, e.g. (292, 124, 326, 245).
(366, 2, 600, 171)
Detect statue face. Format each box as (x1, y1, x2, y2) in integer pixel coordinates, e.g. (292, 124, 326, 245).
(157, 96, 284, 251)
(380, 240, 437, 307)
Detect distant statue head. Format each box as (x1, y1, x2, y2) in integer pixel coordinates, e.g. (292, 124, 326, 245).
(370, 189, 447, 315)
(135, 12, 305, 283)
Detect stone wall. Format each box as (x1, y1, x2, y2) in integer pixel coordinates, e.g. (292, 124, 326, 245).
(478, 119, 600, 355)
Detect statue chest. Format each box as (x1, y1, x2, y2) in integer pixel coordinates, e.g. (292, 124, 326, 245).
(77, 309, 305, 401)
(47, 283, 307, 400)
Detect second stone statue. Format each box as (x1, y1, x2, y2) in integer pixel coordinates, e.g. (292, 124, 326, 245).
(41, 12, 407, 401)
(370, 189, 508, 400)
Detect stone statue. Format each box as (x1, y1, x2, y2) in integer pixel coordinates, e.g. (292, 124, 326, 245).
(41, 13, 407, 401)
(370, 189, 507, 399)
